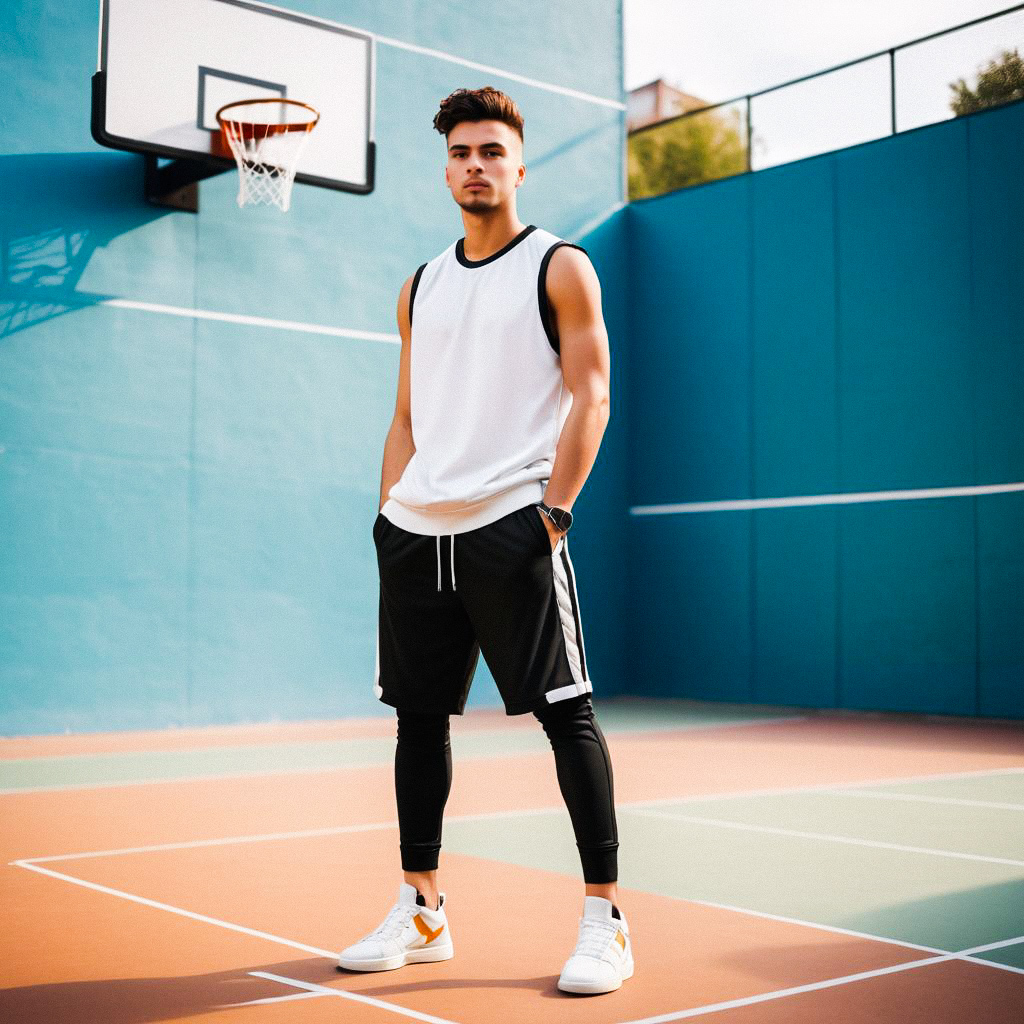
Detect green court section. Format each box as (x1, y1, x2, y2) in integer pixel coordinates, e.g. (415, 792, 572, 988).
(655, 787, 1024, 862)
(839, 771, 1024, 805)
(440, 773, 1024, 953)
(0, 701, 801, 792)
(977, 939, 1024, 971)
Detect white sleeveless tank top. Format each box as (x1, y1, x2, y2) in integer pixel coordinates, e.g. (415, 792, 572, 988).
(382, 224, 588, 535)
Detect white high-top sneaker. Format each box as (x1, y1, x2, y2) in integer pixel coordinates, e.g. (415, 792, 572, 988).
(338, 881, 453, 972)
(557, 895, 634, 994)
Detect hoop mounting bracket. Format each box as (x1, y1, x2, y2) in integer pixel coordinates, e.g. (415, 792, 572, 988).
(143, 154, 231, 213)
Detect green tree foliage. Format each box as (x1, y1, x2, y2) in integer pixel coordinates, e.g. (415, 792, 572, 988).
(950, 48, 1024, 116)
(628, 106, 748, 199)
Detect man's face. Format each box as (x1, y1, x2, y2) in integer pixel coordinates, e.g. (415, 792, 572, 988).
(444, 120, 524, 212)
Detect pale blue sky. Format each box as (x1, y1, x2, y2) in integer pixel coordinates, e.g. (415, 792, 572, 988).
(624, 1, 1021, 166)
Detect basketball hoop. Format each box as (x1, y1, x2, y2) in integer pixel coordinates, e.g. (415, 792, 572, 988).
(216, 98, 321, 212)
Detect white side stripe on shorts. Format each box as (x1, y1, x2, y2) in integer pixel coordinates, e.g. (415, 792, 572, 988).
(549, 537, 592, 700)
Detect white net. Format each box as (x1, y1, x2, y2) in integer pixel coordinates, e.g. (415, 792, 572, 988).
(217, 100, 320, 212)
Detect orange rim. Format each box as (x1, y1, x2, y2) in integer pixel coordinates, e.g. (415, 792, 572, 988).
(215, 98, 320, 140)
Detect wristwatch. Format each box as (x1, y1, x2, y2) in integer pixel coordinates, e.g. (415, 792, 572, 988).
(537, 501, 573, 533)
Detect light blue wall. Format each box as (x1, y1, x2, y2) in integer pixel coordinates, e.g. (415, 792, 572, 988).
(0, 0, 628, 733)
(627, 99, 1024, 719)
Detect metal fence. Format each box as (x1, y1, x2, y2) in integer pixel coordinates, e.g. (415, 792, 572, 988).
(628, 3, 1024, 198)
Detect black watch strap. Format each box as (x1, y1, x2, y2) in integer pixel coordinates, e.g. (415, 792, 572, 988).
(538, 501, 573, 532)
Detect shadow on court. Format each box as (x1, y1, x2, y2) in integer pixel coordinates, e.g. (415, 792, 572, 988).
(0, 953, 587, 1022)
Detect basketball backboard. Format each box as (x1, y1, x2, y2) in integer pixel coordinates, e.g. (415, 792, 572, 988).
(93, 0, 376, 201)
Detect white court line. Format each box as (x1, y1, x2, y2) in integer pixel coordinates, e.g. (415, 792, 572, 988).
(17, 819, 414, 864)
(621, 764, 1024, 811)
(12, 861, 335, 958)
(831, 790, 1024, 812)
(630, 481, 1024, 514)
(12, 864, 460, 1023)
(641, 894, 945, 955)
(13, 856, 1024, 1024)
(617, 933, 1024, 1024)
(249, 971, 460, 1024)
(0, 714, 808, 797)
(7, 843, 986, 970)
(13, 757, 1024, 866)
(223, 989, 326, 1007)
(627, 808, 1024, 868)
(0, 761, 386, 797)
(375, 34, 625, 110)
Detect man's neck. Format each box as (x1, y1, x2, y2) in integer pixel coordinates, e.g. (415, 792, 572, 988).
(461, 213, 527, 261)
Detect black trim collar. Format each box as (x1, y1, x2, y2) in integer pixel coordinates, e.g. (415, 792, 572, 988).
(456, 224, 536, 268)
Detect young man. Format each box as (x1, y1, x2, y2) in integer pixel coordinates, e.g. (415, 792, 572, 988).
(338, 87, 632, 995)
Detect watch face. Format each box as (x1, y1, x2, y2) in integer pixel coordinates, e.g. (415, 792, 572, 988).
(553, 507, 573, 531)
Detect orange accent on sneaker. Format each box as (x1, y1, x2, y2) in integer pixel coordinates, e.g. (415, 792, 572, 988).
(414, 914, 445, 944)
(614, 930, 626, 951)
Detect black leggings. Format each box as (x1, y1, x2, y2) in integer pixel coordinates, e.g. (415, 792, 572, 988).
(394, 694, 619, 884)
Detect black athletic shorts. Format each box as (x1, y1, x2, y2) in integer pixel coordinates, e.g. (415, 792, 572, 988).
(372, 501, 593, 716)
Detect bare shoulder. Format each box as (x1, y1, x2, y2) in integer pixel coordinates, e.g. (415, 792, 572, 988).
(396, 272, 416, 336)
(545, 244, 601, 315)
(547, 243, 595, 280)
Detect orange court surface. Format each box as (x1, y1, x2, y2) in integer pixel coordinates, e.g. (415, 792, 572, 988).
(3, 698, 1024, 1023)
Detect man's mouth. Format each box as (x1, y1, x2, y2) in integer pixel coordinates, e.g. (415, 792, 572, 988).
(466, 181, 488, 189)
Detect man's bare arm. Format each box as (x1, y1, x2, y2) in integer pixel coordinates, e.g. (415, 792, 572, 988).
(541, 246, 612, 516)
(379, 274, 416, 512)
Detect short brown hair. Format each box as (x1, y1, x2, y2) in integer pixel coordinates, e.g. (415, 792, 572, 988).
(433, 87, 524, 143)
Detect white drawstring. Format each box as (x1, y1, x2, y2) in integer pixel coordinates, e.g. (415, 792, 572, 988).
(435, 534, 457, 591)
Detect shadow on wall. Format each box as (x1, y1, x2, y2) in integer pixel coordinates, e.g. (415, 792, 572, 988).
(0, 153, 169, 339)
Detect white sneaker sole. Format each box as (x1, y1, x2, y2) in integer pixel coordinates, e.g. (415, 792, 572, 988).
(557, 956, 634, 994)
(338, 940, 454, 973)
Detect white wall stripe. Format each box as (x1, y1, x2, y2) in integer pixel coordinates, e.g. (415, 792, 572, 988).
(99, 298, 401, 344)
(567, 201, 627, 240)
(82, 213, 626, 345)
(375, 34, 625, 110)
(627, 807, 1024, 867)
(175, 1, 623, 112)
(631, 481, 1024, 515)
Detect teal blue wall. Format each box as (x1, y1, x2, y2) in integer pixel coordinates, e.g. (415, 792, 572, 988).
(627, 99, 1024, 720)
(5, 1, 1019, 734)
(0, 0, 628, 733)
